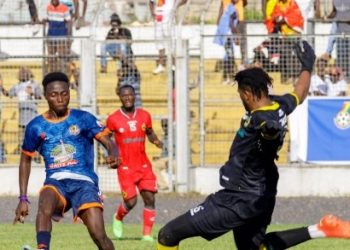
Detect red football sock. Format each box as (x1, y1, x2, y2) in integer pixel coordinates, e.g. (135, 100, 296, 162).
(115, 203, 129, 221)
(143, 208, 156, 236)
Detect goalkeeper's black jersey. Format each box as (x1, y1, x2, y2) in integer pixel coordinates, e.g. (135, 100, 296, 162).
(219, 93, 299, 196)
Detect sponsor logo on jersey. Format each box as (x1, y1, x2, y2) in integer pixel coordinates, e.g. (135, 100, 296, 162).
(123, 137, 145, 144)
(49, 140, 77, 169)
(68, 125, 80, 135)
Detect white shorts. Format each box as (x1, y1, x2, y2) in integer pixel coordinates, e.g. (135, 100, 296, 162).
(154, 20, 175, 51)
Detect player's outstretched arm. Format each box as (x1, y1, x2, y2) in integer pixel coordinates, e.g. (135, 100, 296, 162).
(293, 40, 316, 104)
(14, 152, 32, 225)
(97, 135, 120, 169)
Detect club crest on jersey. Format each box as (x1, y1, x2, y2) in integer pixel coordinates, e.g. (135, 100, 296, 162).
(141, 123, 146, 131)
(243, 116, 251, 127)
(68, 125, 80, 135)
(119, 128, 125, 133)
(122, 191, 128, 199)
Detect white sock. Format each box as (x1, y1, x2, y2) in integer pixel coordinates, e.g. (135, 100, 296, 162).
(308, 225, 326, 239)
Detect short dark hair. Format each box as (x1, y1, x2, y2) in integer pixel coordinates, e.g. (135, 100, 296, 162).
(234, 67, 272, 99)
(117, 84, 135, 95)
(110, 13, 122, 26)
(42, 72, 69, 91)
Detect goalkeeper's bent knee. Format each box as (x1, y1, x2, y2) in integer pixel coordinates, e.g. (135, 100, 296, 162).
(158, 226, 180, 247)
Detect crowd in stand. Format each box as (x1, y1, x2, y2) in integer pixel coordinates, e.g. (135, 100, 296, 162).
(0, 0, 346, 160)
(217, 0, 350, 91)
(19, 0, 350, 90)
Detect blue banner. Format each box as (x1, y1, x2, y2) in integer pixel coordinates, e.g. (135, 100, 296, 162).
(307, 98, 350, 161)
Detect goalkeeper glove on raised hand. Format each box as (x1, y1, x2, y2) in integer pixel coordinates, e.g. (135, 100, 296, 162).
(294, 40, 316, 73)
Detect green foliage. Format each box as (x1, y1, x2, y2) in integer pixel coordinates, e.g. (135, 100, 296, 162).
(2, 223, 350, 249)
(244, 8, 264, 21)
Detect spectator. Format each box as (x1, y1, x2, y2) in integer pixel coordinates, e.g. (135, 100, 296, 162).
(0, 67, 42, 153)
(100, 13, 133, 74)
(60, 0, 84, 88)
(326, 66, 347, 96)
(262, 0, 277, 20)
(117, 63, 142, 107)
(327, 0, 350, 80)
(265, 0, 304, 83)
(0, 139, 5, 163)
(253, 39, 280, 72)
(60, 0, 78, 34)
(321, 21, 337, 61)
(75, 0, 88, 29)
(214, 0, 239, 85)
(152, 118, 171, 190)
(0, 74, 7, 163)
(309, 57, 328, 96)
(218, 0, 248, 64)
(26, 0, 41, 36)
(43, 0, 71, 73)
(149, 0, 187, 75)
(294, 0, 321, 33)
(26, 0, 39, 23)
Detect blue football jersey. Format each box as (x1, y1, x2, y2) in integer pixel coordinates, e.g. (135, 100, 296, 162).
(22, 109, 105, 184)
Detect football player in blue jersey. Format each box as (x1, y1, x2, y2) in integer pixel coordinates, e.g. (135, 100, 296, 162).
(13, 72, 117, 250)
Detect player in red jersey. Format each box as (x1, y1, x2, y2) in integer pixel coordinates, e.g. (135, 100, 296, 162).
(106, 84, 163, 241)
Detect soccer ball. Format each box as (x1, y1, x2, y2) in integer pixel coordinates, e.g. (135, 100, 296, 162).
(334, 111, 350, 129)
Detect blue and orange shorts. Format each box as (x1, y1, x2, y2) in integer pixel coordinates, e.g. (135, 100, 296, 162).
(41, 178, 103, 221)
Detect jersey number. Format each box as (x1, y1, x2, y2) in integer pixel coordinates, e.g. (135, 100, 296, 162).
(127, 121, 137, 131)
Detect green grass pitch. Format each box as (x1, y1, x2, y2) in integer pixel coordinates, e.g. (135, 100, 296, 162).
(2, 223, 350, 249)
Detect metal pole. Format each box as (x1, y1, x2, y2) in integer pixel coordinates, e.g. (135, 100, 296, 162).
(79, 39, 96, 113)
(199, 0, 214, 168)
(167, 0, 190, 192)
(167, 37, 175, 192)
(175, 39, 189, 192)
(80, 39, 97, 171)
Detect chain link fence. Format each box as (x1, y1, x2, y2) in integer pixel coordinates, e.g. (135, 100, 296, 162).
(0, 0, 349, 192)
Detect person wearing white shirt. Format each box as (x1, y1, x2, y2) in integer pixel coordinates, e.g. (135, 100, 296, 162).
(294, 0, 321, 33)
(326, 67, 347, 96)
(309, 58, 328, 96)
(149, 0, 187, 75)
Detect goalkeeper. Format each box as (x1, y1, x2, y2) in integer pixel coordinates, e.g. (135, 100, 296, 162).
(157, 41, 350, 250)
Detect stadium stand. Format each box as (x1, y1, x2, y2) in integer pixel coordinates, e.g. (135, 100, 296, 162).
(0, 0, 347, 169)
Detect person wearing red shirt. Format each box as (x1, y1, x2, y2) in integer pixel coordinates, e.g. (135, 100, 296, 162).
(106, 84, 163, 242)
